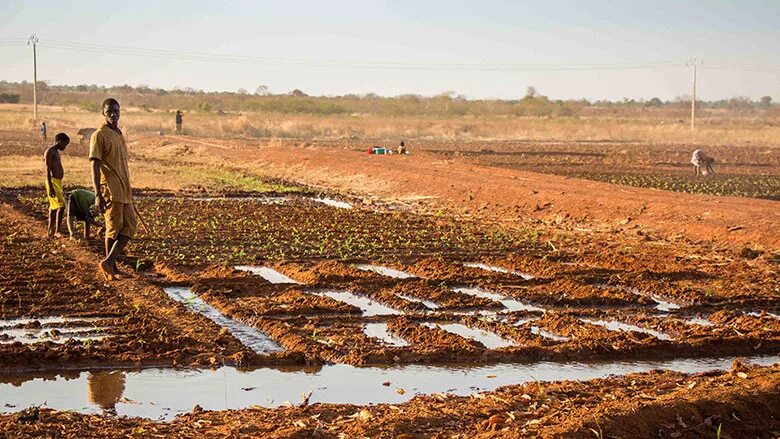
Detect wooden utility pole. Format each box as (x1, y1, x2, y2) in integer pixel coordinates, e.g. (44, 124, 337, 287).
(687, 58, 701, 130)
(27, 34, 39, 120)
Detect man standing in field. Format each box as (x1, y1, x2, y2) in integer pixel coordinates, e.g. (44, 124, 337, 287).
(90, 98, 137, 281)
(44, 133, 70, 237)
(175, 110, 183, 134)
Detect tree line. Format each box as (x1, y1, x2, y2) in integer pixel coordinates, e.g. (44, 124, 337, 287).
(0, 81, 774, 117)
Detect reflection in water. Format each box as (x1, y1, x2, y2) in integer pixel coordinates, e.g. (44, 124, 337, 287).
(1, 355, 777, 421)
(88, 371, 126, 413)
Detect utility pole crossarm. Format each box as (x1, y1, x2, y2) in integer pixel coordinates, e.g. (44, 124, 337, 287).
(27, 34, 39, 120)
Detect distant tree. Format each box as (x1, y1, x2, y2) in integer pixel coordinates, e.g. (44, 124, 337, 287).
(255, 85, 269, 96)
(525, 86, 538, 98)
(438, 91, 457, 99)
(289, 89, 308, 97)
(237, 88, 248, 95)
(647, 97, 663, 107)
(760, 96, 772, 108)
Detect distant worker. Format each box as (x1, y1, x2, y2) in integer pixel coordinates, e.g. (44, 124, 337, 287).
(691, 149, 716, 176)
(40, 121, 47, 142)
(175, 110, 183, 134)
(44, 133, 70, 238)
(90, 98, 137, 281)
(398, 140, 408, 155)
(66, 189, 104, 240)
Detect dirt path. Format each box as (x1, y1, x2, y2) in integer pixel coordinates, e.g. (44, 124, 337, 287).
(143, 136, 780, 250)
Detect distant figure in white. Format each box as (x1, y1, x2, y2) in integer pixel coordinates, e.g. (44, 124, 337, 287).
(691, 149, 715, 177)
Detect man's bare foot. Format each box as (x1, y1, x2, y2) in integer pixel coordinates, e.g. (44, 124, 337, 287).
(99, 260, 116, 281)
(53, 232, 64, 238)
(110, 261, 127, 275)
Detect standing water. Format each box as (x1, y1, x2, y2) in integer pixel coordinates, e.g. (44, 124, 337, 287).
(355, 264, 416, 279)
(235, 266, 301, 284)
(312, 290, 402, 316)
(2, 355, 776, 421)
(421, 322, 515, 349)
(462, 262, 535, 280)
(163, 287, 282, 354)
(452, 286, 545, 313)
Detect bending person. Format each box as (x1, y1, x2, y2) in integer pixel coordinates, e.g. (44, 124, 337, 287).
(66, 189, 104, 240)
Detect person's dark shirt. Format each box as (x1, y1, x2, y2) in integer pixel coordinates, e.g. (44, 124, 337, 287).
(176, 113, 183, 124)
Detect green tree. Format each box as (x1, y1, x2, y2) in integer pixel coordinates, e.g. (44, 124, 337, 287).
(760, 96, 772, 108)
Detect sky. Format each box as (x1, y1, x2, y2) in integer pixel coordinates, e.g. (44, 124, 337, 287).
(1, 0, 779, 101)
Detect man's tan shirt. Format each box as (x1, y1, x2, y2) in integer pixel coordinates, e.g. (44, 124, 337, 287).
(89, 124, 133, 203)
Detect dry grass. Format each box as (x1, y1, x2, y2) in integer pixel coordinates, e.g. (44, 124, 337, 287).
(0, 153, 300, 194)
(2, 103, 779, 148)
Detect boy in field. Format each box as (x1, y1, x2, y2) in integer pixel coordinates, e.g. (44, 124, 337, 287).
(44, 133, 70, 237)
(66, 189, 104, 240)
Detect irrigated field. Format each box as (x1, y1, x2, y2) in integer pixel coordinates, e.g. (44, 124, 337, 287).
(0, 109, 778, 437)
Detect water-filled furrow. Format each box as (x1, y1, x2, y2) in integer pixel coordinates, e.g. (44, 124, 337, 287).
(163, 287, 282, 354)
(312, 290, 402, 316)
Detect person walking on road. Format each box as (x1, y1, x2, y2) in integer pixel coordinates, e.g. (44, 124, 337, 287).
(90, 98, 137, 281)
(44, 133, 70, 237)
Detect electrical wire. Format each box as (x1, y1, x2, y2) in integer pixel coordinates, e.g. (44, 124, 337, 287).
(5, 37, 779, 73)
(36, 38, 684, 72)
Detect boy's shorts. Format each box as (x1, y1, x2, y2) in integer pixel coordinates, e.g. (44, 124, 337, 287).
(45, 178, 65, 210)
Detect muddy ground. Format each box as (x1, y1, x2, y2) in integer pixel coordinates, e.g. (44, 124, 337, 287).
(1, 127, 778, 436)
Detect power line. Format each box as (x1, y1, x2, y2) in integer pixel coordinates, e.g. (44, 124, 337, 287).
(31, 38, 686, 72)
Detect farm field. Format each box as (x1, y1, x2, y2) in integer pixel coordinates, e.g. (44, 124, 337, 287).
(0, 107, 778, 436)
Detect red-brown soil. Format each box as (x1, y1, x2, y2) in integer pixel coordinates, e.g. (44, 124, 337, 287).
(155, 136, 779, 249)
(1, 361, 777, 438)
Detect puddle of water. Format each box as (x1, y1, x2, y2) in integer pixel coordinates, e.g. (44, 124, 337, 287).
(396, 293, 439, 310)
(163, 287, 282, 354)
(312, 290, 402, 317)
(462, 262, 535, 280)
(422, 323, 515, 349)
(235, 266, 301, 284)
(0, 317, 113, 345)
(747, 311, 780, 320)
(355, 264, 415, 279)
(363, 323, 409, 347)
(652, 299, 681, 312)
(679, 317, 714, 327)
(513, 317, 540, 327)
(452, 286, 545, 313)
(311, 197, 352, 209)
(581, 319, 672, 341)
(0, 317, 106, 329)
(530, 326, 570, 342)
(595, 284, 682, 312)
(0, 326, 111, 345)
(4, 356, 776, 421)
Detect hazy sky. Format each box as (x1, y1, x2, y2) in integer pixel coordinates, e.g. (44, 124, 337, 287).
(1, 0, 778, 100)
